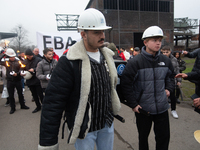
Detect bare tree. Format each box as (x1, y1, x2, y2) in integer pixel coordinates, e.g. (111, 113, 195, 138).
(10, 24, 31, 52)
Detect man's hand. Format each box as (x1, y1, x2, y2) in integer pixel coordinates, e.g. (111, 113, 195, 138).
(175, 73, 188, 79)
(28, 68, 34, 72)
(183, 51, 188, 55)
(194, 98, 200, 108)
(46, 74, 51, 80)
(177, 82, 181, 87)
(13, 73, 17, 76)
(132, 105, 142, 113)
(165, 89, 170, 97)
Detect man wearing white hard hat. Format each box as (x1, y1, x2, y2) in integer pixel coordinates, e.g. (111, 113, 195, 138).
(39, 8, 121, 150)
(121, 26, 175, 150)
(0, 48, 29, 114)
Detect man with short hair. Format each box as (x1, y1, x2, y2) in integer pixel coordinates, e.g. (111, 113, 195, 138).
(48, 47, 59, 61)
(39, 8, 121, 150)
(133, 47, 140, 56)
(161, 45, 181, 119)
(120, 47, 130, 61)
(36, 48, 57, 92)
(23, 49, 44, 113)
(130, 47, 141, 59)
(33, 48, 43, 59)
(121, 26, 175, 150)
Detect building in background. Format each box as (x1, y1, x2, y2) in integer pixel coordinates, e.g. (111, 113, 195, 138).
(85, 0, 174, 52)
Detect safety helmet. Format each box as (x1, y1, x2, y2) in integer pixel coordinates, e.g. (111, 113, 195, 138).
(77, 8, 111, 31)
(142, 26, 164, 40)
(5, 48, 16, 57)
(23, 71, 32, 80)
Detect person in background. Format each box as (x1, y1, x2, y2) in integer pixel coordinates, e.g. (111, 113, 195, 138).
(133, 47, 140, 56)
(36, 48, 57, 92)
(121, 26, 175, 150)
(116, 46, 126, 61)
(22, 49, 44, 113)
(107, 42, 123, 60)
(18, 51, 26, 92)
(161, 46, 181, 119)
(33, 48, 43, 59)
(0, 48, 10, 106)
(0, 48, 29, 114)
(182, 48, 200, 96)
(38, 8, 121, 150)
(19, 52, 26, 61)
(175, 71, 200, 111)
(63, 40, 77, 54)
(120, 47, 130, 61)
(130, 47, 141, 59)
(173, 51, 186, 103)
(48, 47, 59, 61)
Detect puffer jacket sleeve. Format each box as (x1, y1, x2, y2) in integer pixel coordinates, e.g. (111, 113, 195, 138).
(39, 55, 74, 147)
(36, 61, 46, 81)
(165, 59, 175, 94)
(120, 58, 139, 109)
(186, 71, 200, 80)
(186, 48, 200, 58)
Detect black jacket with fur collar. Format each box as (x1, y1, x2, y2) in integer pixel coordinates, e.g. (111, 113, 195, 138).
(39, 40, 121, 149)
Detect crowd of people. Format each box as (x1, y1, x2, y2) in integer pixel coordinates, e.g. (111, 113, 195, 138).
(0, 46, 59, 114)
(0, 8, 200, 150)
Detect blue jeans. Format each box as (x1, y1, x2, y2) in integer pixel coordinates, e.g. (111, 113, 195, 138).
(75, 123, 114, 150)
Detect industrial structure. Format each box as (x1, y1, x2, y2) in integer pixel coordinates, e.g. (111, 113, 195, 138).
(85, 0, 174, 51)
(55, 0, 199, 51)
(174, 17, 199, 50)
(56, 0, 174, 51)
(0, 32, 17, 40)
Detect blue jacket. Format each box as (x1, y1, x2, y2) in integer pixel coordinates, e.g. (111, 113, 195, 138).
(121, 46, 175, 115)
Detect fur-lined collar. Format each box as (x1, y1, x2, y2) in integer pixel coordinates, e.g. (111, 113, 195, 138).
(67, 39, 114, 61)
(66, 39, 120, 144)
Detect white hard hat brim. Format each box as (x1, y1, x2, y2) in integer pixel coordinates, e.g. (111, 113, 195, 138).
(142, 35, 167, 40)
(7, 54, 16, 57)
(78, 25, 112, 30)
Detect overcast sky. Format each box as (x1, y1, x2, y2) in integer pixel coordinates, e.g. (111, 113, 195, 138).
(1, 0, 200, 45)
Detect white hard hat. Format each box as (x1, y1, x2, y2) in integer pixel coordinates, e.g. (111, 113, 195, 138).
(142, 26, 164, 40)
(5, 48, 16, 57)
(23, 71, 32, 80)
(77, 8, 111, 31)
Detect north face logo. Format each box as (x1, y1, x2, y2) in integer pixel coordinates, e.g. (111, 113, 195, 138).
(158, 62, 165, 66)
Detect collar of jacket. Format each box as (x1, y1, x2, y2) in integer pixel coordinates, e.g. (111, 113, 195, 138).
(43, 56, 53, 64)
(66, 39, 121, 144)
(141, 46, 160, 61)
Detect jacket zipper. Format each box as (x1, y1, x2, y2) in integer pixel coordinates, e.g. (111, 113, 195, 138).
(153, 58, 159, 114)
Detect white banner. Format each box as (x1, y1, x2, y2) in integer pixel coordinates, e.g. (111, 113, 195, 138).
(36, 31, 81, 57)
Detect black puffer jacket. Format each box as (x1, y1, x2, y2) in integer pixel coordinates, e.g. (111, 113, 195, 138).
(23, 56, 42, 86)
(121, 46, 175, 115)
(185, 48, 200, 72)
(39, 40, 121, 149)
